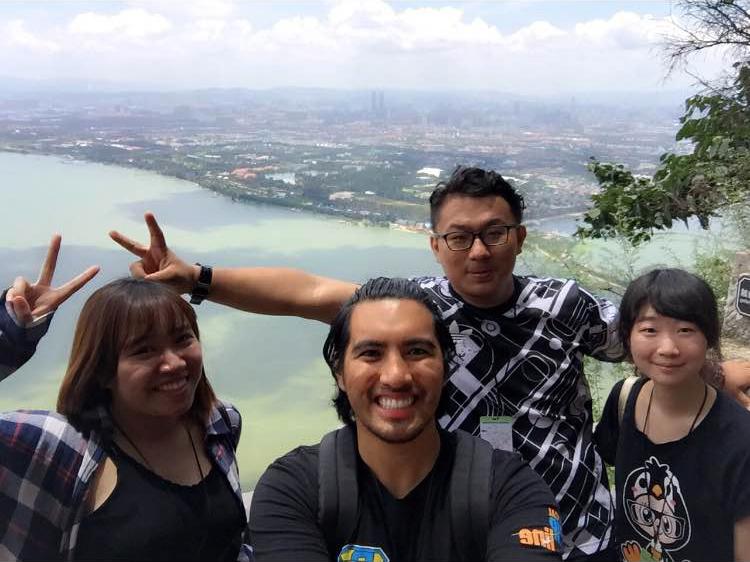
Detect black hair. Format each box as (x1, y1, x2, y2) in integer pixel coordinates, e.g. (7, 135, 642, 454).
(429, 166, 526, 229)
(619, 268, 721, 356)
(323, 277, 455, 426)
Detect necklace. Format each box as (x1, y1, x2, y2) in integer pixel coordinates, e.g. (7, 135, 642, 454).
(112, 419, 211, 556)
(640, 382, 708, 554)
(112, 419, 155, 472)
(643, 382, 708, 440)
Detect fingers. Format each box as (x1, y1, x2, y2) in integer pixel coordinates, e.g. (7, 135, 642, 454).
(7, 277, 32, 325)
(37, 265, 100, 314)
(37, 234, 62, 286)
(129, 260, 148, 279)
(9, 295, 33, 326)
(144, 212, 168, 252)
(109, 230, 148, 257)
(737, 390, 750, 411)
(8, 276, 31, 302)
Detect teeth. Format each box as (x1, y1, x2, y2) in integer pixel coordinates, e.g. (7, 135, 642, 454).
(157, 378, 187, 391)
(378, 396, 414, 409)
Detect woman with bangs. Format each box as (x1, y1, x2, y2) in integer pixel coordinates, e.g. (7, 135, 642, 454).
(0, 277, 250, 561)
(595, 268, 750, 562)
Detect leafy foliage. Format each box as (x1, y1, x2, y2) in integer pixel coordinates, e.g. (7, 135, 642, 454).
(578, 63, 750, 245)
(577, 0, 750, 245)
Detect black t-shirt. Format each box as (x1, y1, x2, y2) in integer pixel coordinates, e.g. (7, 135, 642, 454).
(595, 378, 750, 562)
(75, 443, 244, 562)
(249, 430, 562, 561)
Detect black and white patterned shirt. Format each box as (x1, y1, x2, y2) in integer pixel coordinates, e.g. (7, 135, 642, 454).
(414, 275, 622, 559)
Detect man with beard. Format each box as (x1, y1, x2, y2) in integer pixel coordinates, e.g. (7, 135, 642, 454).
(247, 277, 562, 561)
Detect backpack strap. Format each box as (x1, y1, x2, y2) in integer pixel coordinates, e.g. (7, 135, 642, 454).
(618, 375, 640, 426)
(450, 430, 493, 561)
(318, 426, 359, 557)
(217, 401, 242, 449)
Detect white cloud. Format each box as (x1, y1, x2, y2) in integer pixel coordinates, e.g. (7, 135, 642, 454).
(574, 11, 674, 50)
(506, 21, 567, 50)
(5, 20, 60, 54)
(0, 2, 726, 93)
(69, 8, 172, 39)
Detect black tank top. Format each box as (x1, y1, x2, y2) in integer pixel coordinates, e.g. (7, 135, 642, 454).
(75, 443, 244, 561)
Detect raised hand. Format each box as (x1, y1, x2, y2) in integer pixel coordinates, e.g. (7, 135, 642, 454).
(6, 235, 99, 326)
(109, 212, 197, 294)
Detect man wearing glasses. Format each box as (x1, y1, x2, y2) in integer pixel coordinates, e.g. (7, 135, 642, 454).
(111, 166, 695, 560)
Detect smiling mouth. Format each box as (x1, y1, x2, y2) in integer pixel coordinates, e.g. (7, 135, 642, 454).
(377, 396, 415, 409)
(155, 377, 189, 392)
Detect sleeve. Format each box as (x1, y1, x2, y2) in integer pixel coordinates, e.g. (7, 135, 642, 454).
(593, 380, 623, 466)
(485, 451, 563, 561)
(247, 447, 329, 562)
(732, 452, 750, 523)
(0, 411, 72, 561)
(727, 408, 750, 523)
(576, 286, 624, 363)
(0, 290, 54, 383)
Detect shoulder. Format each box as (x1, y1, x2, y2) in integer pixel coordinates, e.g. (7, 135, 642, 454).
(713, 391, 750, 433)
(213, 400, 242, 431)
(0, 410, 93, 501)
(1, 409, 89, 452)
(411, 275, 450, 294)
(258, 444, 321, 488)
(520, 275, 613, 307)
(250, 444, 321, 520)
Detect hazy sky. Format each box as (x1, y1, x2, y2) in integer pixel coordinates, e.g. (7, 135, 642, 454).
(0, 1, 730, 94)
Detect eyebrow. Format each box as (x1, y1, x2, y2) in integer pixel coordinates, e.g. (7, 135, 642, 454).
(635, 314, 660, 322)
(350, 338, 438, 353)
(442, 219, 509, 231)
(123, 326, 192, 349)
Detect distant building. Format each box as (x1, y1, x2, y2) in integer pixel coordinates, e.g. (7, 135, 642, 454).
(329, 191, 354, 201)
(417, 167, 441, 178)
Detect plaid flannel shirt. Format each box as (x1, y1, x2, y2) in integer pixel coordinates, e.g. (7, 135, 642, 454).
(0, 402, 252, 561)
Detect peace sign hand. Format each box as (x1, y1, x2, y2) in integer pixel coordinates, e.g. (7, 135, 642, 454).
(109, 212, 197, 295)
(6, 235, 100, 326)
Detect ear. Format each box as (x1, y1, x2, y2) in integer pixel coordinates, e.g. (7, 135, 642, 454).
(335, 373, 346, 393)
(429, 235, 441, 262)
(515, 225, 527, 255)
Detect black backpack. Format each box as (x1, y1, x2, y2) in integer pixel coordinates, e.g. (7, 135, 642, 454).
(317, 426, 493, 561)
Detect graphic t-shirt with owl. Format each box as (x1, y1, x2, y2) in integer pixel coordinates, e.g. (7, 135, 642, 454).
(596, 377, 750, 561)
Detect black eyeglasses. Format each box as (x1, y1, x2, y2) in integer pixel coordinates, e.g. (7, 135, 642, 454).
(432, 224, 519, 251)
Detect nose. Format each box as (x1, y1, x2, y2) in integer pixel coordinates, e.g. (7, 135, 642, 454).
(467, 234, 491, 259)
(159, 348, 186, 373)
(379, 351, 412, 388)
(656, 335, 680, 357)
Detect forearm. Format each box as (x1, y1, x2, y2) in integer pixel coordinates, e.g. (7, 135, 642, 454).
(206, 267, 357, 324)
(0, 291, 52, 382)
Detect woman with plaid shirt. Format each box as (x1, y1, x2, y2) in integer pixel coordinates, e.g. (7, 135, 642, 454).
(0, 273, 251, 561)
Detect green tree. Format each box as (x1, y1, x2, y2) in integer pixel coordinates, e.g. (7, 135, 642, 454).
(577, 0, 750, 245)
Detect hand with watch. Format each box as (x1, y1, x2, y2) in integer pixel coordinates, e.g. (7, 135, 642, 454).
(109, 213, 212, 304)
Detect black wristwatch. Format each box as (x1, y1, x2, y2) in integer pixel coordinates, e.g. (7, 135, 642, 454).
(190, 263, 213, 305)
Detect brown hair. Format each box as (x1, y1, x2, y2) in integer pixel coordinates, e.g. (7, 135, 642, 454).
(57, 278, 217, 429)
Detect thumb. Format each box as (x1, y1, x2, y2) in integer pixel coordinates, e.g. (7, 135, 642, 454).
(10, 296, 33, 326)
(144, 269, 189, 294)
